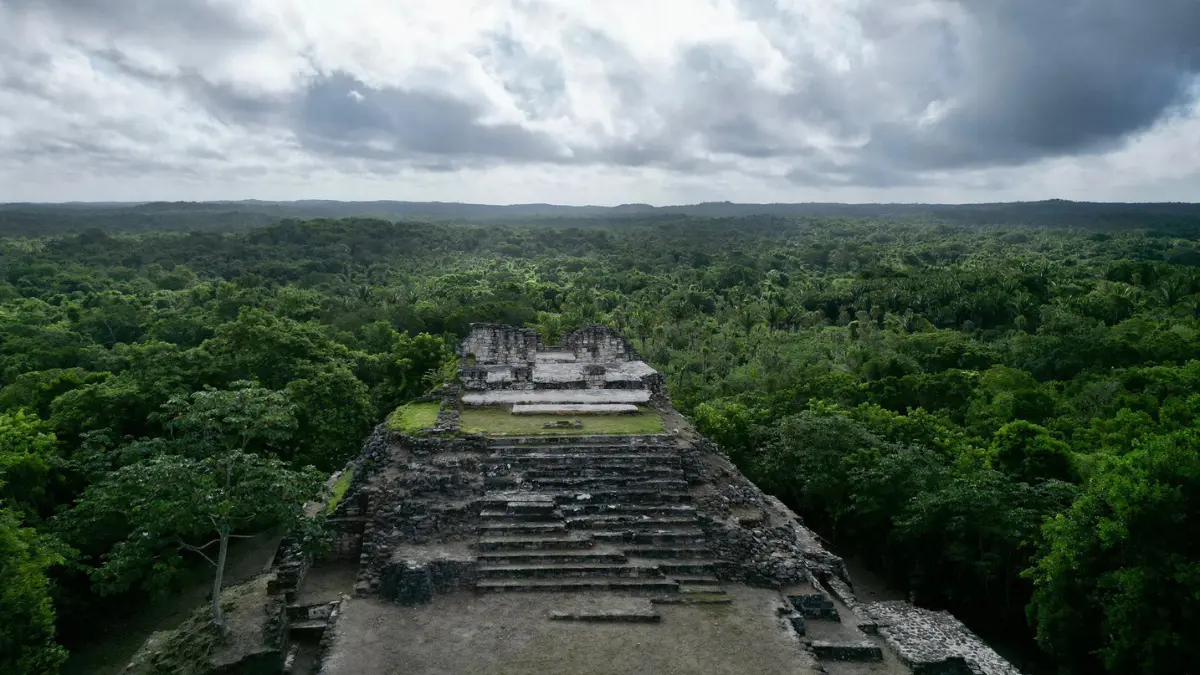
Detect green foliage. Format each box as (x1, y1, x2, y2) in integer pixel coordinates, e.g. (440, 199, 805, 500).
(66, 451, 324, 603)
(1028, 429, 1200, 675)
(327, 468, 354, 515)
(3, 212, 1200, 671)
(0, 506, 68, 675)
(156, 382, 298, 458)
(990, 421, 1075, 483)
(0, 410, 59, 518)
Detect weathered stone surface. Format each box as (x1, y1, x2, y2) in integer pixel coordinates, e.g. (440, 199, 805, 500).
(790, 593, 841, 621)
(462, 389, 651, 405)
(457, 324, 541, 365)
(810, 640, 884, 662)
(513, 403, 638, 415)
(866, 601, 1023, 675)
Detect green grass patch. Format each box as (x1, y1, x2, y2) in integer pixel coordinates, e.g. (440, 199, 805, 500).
(386, 402, 441, 434)
(327, 468, 354, 514)
(459, 406, 665, 436)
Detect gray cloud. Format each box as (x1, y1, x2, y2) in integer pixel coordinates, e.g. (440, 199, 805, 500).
(856, 0, 1200, 172)
(295, 71, 565, 161)
(0, 0, 1198, 198)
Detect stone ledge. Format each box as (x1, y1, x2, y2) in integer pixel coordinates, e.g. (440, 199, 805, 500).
(810, 640, 884, 662)
(513, 403, 639, 415)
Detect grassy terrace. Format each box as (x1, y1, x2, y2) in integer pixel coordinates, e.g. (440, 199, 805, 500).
(459, 406, 665, 436)
(385, 402, 442, 434)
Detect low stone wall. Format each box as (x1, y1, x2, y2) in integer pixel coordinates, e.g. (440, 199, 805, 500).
(379, 557, 477, 605)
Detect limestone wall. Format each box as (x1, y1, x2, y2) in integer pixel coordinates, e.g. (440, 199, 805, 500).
(562, 324, 639, 363)
(459, 324, 541, 365)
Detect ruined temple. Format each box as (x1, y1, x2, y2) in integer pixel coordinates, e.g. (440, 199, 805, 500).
(273, 324, 1023, 675)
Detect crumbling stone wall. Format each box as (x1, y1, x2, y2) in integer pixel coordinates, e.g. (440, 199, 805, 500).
(345, 427, 486, 598)
(684, 439, 848, 587)
(458, 323, 541, 364)
(563, 324, 639, 363)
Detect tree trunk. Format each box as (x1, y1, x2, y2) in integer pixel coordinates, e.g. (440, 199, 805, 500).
(212, 532, 229, 633)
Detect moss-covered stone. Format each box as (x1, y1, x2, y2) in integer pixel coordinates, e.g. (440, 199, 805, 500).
(121, 574, 285, 675)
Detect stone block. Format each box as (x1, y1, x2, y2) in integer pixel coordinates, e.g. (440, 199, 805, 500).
(788, 593, 841, 621)
(789, 614, 806, 636)
(810, 640, 884, 662)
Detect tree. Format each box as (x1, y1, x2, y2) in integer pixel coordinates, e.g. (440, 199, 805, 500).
(990, 420, 1075, 483)
(155, 382, 297, 459)
(0, 504, 67, 674)
(68, 452, 324, 632)
(0, 410, 58, 518)
(1028, 429, 1200, 674)
(284, 367, 374, 470)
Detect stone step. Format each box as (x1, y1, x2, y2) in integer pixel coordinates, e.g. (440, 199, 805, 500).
(652, 593, 732, 606)
(480, 496, 557, 513)
(522, 466, 684, 479)
(290, 620, 329, 642)
(624, 545, 710, 559)
(286, 603, 335, 621)
(486, 449, 680, 460)
(528, 473, 686, 487)
(476, 579, 680, 594)
(554, 490, 692, 505)
(655, 561, 719, 576)
(679, 582, 724, 593)
(479, 510, 561, 522)
(477, 551, 628, 565)
(512, 403, 639, 415)
(464, 390, 651, 406)
(810, 641, 884, 662)
(477, 563, 664, 580)
(479, 522, 568, 536)
(486, 435, 674, 448)
(788, 593, 841, 621)
(566, 515, 697, 530)
(594, 529, 707, 545)
(560, 504, 696, 517)
(549, 609, 661, 623)
(476, 535, 594, 552)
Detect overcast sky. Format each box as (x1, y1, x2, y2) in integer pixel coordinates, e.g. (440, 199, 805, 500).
(2, 0, 1198, 205)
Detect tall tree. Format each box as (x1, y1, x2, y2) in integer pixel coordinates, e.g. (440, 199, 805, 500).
(69, 452, 324, 632)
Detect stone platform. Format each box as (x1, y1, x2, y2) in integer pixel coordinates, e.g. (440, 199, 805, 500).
(511, 403, 639, 415)
(463, 389, 651, 405)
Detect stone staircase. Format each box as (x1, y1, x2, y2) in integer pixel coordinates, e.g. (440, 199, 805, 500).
(474, 436, 726, 602)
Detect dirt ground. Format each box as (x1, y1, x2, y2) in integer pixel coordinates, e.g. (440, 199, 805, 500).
(320, 585, 821, 675)
(297, 559, 359, 605)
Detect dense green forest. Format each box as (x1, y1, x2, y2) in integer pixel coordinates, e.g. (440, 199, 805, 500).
(2, 211, 1199, 674)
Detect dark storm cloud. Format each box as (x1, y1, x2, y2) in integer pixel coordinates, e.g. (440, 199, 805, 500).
(295, 71, 564, 161)
(854, 0, 1200, 173)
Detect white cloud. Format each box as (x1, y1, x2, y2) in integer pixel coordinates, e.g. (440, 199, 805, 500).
(0, 0, 1197, 204)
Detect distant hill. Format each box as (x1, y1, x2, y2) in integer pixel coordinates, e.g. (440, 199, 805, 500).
(2, 199, 1199, 236)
